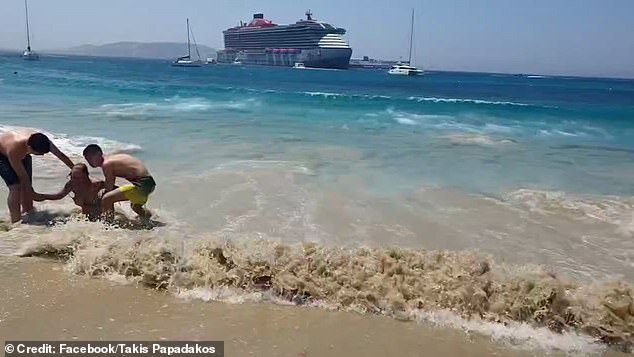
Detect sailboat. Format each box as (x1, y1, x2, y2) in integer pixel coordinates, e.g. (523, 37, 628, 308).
(22, 0, 39, 60)
(388, 9, 422, 76)
(172, 18, 203, 67)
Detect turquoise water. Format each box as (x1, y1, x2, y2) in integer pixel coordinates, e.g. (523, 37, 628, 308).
(2, 54, 634, 196)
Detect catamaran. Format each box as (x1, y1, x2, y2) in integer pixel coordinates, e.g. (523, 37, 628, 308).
(22, 0, 39, 60)
(388, 9, 423, 76)
(172, 18, 203, 67)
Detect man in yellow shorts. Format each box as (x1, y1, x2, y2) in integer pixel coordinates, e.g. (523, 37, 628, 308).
(82, 144, 156, 220)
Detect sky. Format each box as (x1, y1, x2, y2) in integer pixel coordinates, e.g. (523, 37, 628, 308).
(1, 0, 633, 78)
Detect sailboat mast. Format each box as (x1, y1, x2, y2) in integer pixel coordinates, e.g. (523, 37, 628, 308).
(190, 27, 201, 61)
(187, 18, 191, 58)
(408, 9, 414, 64)
(24, 0, 31, 50)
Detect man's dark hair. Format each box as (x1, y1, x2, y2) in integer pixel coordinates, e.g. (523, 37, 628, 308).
(82, 144, 103, 157)
(27, 133, 51, 154)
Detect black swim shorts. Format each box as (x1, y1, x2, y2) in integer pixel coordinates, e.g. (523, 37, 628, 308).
(0, 154, 32, 187)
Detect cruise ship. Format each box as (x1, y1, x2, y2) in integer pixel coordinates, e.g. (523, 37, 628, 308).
(217, 11, 352, 69)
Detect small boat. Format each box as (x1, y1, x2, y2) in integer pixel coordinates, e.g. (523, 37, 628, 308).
(388, 9, 424, 76)
(22, 0, 39, 60)
(205, 58, 217, 64)
(388, 64, 424, 76)
(232, 58, 242, 65)
(293, 62, 307, 69)
(173, 57, 202, 67)
(172, 18, 203, 67)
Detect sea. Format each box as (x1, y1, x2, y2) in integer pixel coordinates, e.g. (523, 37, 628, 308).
(1, 53, 633, 355)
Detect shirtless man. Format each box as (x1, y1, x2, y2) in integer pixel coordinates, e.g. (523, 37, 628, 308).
(34, 163, 110, 220)
(0, 130, 74, 223)
(82, 144, 156, 219)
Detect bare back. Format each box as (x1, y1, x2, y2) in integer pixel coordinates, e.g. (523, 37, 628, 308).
(0, 131, 32, 159)
(103, 154, 150, 181)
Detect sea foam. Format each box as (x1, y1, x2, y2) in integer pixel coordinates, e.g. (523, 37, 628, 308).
(0, 125, 141, 156)
(506, 189, 634, 227)
(90, 97, 259, 117)
(7, 223, 633, 354)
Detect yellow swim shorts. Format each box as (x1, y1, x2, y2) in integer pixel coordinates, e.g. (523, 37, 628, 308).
(120, 176, 156, 206)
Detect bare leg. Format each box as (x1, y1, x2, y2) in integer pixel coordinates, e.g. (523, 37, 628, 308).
(101, 188, 129, 221)
(20, 187, 34, 214)
(131, 203, 151, 220)
(7, 185, 21, 223)
(22, 155, 34, 214)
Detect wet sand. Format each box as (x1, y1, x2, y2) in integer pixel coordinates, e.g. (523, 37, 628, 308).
(2, 256, 618, 357)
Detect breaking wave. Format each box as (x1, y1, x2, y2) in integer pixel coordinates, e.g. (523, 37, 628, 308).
(506, 189, 634, 228)
(0, 125, 141, 156)
(406, 96, 535, 107)
(442, 133, 516, 146)
(220, 86, 547, 108)
(385, 110, 608, 141)
(7, 221, 633, 354)
(237, 89, 553, 109)
(89, 97, 260, 117)
(302, 91, 392, 101)
(387, 110, 515, 134)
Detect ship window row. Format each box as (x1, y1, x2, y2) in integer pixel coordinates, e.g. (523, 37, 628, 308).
(225, 39, 333, 46)
(225, 39, 324, 45)
(224, 33, 326, 40)
(225, 44, 346, 49)
(224, 35, 346, 44)
(224, 29, 344, 37)
(224, 34, 327, 41)
(224, 27, 333, 36)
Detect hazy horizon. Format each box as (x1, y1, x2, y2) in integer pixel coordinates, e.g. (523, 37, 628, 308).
(1, 0, 633, 78)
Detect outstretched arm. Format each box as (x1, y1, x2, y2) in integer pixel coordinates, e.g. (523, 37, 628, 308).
(103, 163, 116, 193)
(33, 181, 72, 201)
(49, 142, 74, 169)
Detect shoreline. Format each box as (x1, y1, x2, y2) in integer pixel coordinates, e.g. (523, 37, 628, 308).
(0, 257, 543, 357)
(0, 256, 629, 357)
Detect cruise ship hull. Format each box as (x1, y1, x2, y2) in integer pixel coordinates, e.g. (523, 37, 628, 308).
(219, 12, 352, 69)
(217, 47, 352, 69)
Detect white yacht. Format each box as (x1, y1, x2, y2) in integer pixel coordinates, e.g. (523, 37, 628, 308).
(388, 64, 423, 76)
(173, 57, 202, 67)
(388, 9, 423, 76)
(172, 18, 203, 67)
(292, 62, 306, 69)
(22, 0, 39, 61)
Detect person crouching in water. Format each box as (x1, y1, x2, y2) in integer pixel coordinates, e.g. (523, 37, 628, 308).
(82, 144, 155, 220)
(35, 163, 107, 220)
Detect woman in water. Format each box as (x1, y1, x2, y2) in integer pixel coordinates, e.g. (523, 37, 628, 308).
(35, 163, 107, 219)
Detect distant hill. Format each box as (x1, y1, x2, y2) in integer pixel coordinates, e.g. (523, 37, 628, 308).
(52, 41, 216, 60)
